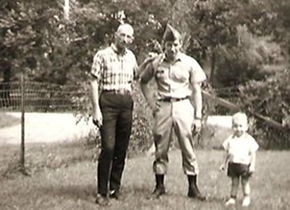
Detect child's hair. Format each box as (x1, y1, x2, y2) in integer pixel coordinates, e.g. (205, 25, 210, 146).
(232, 112, 248, 127)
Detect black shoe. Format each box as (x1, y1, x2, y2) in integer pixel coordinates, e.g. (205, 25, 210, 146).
(109, 190, 124, 200)
(147, 187, 166, 200)
(188, 188, 206, 201)
(95, 194, 110, 206)
(187, 175, 206, 201)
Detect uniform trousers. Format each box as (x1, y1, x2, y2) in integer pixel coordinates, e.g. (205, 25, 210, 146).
(97, 91, 133, 195)
(153, 99, 199, 175)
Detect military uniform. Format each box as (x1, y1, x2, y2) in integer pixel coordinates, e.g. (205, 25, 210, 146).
(140, 24, 207, 200)
(141, 53, 206, 175)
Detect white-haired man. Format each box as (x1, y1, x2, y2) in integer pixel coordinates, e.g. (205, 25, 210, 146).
(90, 23, 138, 206)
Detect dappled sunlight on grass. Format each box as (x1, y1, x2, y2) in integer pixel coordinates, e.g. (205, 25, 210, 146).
(0, 143, 289, 210)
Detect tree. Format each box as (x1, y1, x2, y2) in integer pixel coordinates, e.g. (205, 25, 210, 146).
(181, 0, 288, 87)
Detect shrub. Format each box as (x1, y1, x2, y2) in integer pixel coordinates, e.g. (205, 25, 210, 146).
(239, 69, 290, 149)
(129, 84, 154, 156)
(74, 81, 154, 156)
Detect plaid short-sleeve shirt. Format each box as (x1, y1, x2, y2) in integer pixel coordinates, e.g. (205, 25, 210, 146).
(91, 44, 138, 92)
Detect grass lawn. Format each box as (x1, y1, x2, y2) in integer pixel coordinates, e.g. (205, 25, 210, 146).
(0, 142, 289, 210)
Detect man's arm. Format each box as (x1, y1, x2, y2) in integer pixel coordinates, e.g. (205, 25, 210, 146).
(191, 82, 203, 131)
(137, 54, 158, 79)
(140, 80, 158, 112)
(90, 51, 104, 127)
(90, 77, 102, 127)
(190, 58, 206, 131)
(139, 60, 158, 115)
(192, 83, 203, 119)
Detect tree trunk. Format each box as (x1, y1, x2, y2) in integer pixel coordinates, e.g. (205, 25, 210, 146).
(209, 51, 216, 86)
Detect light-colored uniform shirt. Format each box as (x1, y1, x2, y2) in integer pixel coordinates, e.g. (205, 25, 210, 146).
(91, 44, 138, 92)
(222, 133, 259, 165)
(140, 53, 206, 99)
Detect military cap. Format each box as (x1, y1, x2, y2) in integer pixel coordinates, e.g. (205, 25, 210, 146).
(162, 24, 181, 42)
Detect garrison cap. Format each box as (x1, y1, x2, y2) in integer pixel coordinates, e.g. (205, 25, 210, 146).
(162, 24, 181, 42)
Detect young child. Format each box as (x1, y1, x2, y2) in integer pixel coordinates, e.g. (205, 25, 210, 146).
(220, 112, 259, 207)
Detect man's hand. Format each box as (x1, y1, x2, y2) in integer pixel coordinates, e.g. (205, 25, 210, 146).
(92, 108, 103, 128)
(192, 119, 202, 132)
(152, 101, 161, 117)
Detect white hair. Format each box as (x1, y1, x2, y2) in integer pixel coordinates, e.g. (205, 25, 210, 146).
(232, 112, 248, 126)
(116, 23, 134, 35)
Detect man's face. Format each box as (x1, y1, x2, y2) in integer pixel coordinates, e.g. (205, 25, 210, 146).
(164, 39, 181, 60)
(115, 25, 134, 50)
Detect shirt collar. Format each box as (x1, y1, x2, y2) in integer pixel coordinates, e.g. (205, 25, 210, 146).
(163, 52, 183, 63)
(111, 43, 127, 56)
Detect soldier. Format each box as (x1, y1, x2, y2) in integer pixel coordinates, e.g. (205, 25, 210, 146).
(140, 24, 206, 200)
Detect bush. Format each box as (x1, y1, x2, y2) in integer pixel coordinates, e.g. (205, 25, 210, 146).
(129, 84, 154, 156)
(214, 25, 287, 87)
(76, 80, 225, 155)
(74, 81, 154, 156)
(239, 69, 290, 149)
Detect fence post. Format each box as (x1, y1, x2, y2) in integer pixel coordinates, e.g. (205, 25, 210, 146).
(20, 74, 25, 169)
(64, 0, 70, 21)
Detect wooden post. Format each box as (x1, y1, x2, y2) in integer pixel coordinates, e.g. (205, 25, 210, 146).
(20, 74, 25, 168)
(64, 0, 70, 21)
(202, 90, 287, 131)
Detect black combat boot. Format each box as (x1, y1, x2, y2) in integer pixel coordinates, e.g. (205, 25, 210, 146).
(147, 174, 166, 199)
(187, 175, 206, 201)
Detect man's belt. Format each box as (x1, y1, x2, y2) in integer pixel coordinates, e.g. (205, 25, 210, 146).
(158, 96, 190, 102)
(102, 89, 131, 95)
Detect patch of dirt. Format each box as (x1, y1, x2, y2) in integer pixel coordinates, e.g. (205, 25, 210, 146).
(0, 112, 97, 145)
(0, 112, 21, 128)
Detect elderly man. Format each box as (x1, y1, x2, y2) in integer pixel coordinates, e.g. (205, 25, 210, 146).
(140, 24, 206, 200)
(90, 23, 138, 206)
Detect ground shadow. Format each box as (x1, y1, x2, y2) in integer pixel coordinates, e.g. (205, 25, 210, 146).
(39, 184, 96, 202)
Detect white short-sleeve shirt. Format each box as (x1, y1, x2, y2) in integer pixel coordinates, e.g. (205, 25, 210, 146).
(222, 133, 259, 165)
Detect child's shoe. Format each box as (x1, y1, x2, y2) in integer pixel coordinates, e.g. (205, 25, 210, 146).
(225, 198, 236, 206)
(242, 196, 251, 207)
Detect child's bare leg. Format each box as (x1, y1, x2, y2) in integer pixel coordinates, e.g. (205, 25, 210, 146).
(226, 177, 239, 205)
(241, 176, 251, 206)
(242, 176, 250, 196)
(230, 177, 239, 198)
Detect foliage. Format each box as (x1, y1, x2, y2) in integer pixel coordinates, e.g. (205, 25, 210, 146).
(214, 25, 285, 86)
(239, 69, 290, 149)
(184, 0, 288, 87)
(1, 0, 289, 87)
(130, 83, 154, 154)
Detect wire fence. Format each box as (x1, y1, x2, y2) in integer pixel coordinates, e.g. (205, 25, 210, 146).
(0, 81, 243, 113)
(0, 81, 88, 112)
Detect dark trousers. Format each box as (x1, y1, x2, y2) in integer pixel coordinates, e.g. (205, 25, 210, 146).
(97, 92, 133, 195)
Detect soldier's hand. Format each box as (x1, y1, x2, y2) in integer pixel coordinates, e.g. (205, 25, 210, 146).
(193, 119, 202, 132)
(152, 101, 160, 117)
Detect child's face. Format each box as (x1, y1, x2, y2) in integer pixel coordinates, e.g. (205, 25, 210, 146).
(232, 119, 248, 137)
